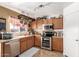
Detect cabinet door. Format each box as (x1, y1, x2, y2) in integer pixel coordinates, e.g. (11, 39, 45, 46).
(3, 42, 11, 57)
(1, 43, 4, 57)
(58, 19, 63, 29)
(20, 38, 27, 53)
(53, 38, 59, 51)
(52, 19, 63, 29)
(37, 20, 43, 28)
(34, 36, 41, 47)
(43, 19, 47, 24)
(52, 38, 63, 52)
(31, 21, 37, 29)
(28, 37, 32, 48)
(31, 36, 34, 47)
(58, 38, 63, 52)
(26, 37, 29, 49)
(27, 36, 34, 49)
(52, 19, 58, 29)
(47, 19, 53, 24)
(27, 37, 31, 49)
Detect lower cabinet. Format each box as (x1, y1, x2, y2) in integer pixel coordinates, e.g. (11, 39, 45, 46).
(52, 37, 63, 52)
(34, 36, 41, 47)
(20, 36, 34, 53)
(1, 43, 4, 57)
(27, 36, 34, 49)
(20, 37, 27, 53)
(3, 40, 20, 57)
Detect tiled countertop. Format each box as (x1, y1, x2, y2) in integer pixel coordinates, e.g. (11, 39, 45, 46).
(0, 34, 63, 43)
(0, 35, 34, 43)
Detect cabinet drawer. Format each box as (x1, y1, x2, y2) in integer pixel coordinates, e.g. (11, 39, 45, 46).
(20, 41, 27, 53)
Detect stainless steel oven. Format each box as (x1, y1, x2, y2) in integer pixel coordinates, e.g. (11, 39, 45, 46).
(41, 31, 54, 50)
(41, 37, 52, 50)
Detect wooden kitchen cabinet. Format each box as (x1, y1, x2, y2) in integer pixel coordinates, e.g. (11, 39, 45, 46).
(37, 20, 43, 28)
(27, 36, 34, 49)
(20, 37, 27, 53)
(3, 40, 20, 57)
(52, 19, 63, 29)
(20, 36, 34, 53)
(43, 19, 47, 24)
(47, 19, 53, 24)
(31, 18, 63, 30)
(31, 21, 37, 29)
(31, 36, 34, 47)
(1, 43, 5, 57)
(34, 36, 41, 47)
(52, 37, 63, 52)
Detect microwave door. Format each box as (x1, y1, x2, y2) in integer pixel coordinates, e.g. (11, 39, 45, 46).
(45, 26, 50, 30)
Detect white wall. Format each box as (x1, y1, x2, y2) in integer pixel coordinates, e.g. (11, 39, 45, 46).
(63, 2, 79, 57)
(64, 2, 79, 16)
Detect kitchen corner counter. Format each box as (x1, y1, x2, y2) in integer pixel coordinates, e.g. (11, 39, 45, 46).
(0, 35, 34, 43)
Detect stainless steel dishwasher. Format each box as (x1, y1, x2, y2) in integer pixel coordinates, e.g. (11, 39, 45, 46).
(3, 39, 20, 57)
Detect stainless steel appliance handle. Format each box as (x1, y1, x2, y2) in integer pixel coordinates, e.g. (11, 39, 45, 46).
(76, 40, 79, 41)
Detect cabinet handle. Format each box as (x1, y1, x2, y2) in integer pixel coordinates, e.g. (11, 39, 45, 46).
(76, 40, 79, 41)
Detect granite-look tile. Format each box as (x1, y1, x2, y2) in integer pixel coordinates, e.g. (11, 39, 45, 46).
(33, 49, 63, 57)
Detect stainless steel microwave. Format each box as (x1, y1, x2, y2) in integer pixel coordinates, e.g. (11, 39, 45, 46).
(42, 24, 54, 30)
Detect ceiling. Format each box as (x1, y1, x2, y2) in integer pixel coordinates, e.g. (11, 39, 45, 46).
(0, 2, 73, 18)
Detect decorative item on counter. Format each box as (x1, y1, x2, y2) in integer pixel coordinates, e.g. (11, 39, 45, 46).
(36, 16, 48, 20)
(41, 16, 48, 19)
(50, 15, 63, 19)
(59, 15, 63, 19)
(54, 31, 57, 36)
(28, 25, 35, 35)
(18, 14, 34, 24)
(50, 17, 56, 19)
(24, 32, 29, 36)
(57, 31, 63, 37)
(52, 23, 54, 29)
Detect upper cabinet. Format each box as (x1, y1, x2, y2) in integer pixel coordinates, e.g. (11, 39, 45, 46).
(47, 19, 53, 24)
(31, 21, 37, 29)
(37, 20, 43, 28)
(43, 19, 47, 24)
(31, 18, 63, 30)
(52, 19, 63, 29)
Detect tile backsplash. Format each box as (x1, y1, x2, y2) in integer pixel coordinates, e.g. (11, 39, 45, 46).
(54, 29, 63, 37)
(12, 31, 27, 37)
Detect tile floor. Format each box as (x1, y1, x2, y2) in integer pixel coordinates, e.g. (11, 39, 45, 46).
(19, 47, 63, 57)
(19, 47, 40, 57)
(33, 48, 63, 57)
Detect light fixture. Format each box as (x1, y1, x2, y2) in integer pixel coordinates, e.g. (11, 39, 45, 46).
(10, 2, 25, 6)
